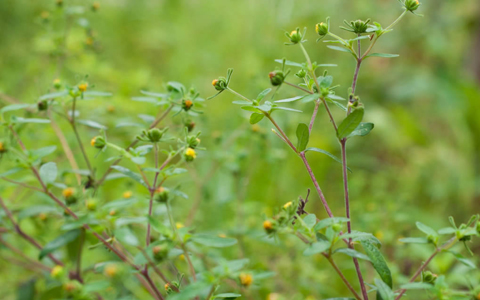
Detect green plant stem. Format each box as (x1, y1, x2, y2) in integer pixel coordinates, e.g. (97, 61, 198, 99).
(166, 202, 197, 281)
(70, 97, 94, 178)
(299, 43, 338, 132)
(146, 143, 159, 249)
(94, 104, 174, 190)
(227, 87, 252, 102)
(284, 81, 314, 94)
(265, 114, 297, 152)
(385, 10, 408, 31)
(0, 177, 44, 192)
(394, 237, 457, 300)
(138, 248, 180, 292)
(75, 229, 85, 283)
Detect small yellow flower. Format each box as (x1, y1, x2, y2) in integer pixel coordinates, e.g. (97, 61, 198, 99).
(212, 79, 218, 86)
(90, 137, 96, 147)
(374, 230, 384, 240)
(239, 273, 253, 287)
(109, 210, 116, 216)
(176, 222, 184, 229)
(263, 220, 273, 231)
(476, 292, 480, 300)
(123, 191, 132, 198)
(415, 0, 419, 3)
(51, 265, 64, 278)
(78, 83, 88, 92)
(155, 187, 165, 194)
(165, 283, 170, 291)
(0, 142, 5, 153)
(251, 124, 260, 132)
(179, 254, 185, 261)
(184, 147, 196, 161)
(290, 30, 298, 36)
(104, 264, 118, 278)
(62, 187, 74, 198)
(283, 201, 293, 209)
(184, 100, 193, 109)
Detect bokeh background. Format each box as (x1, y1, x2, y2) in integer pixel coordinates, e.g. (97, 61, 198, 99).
(1, 0, 480, 299)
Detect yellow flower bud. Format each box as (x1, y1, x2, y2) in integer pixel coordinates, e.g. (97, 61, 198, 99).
(62, 188, 75, 198)
(283, 201, 293, 209)
(104, 264, 118, 278)
(78, 83, 88, 92)
(239, 273, 253, 287)
(184, 147, 196, 162)
(176, 222, 184, 229)
(123, 191, 132, 199)
(51, 265, 64, 279)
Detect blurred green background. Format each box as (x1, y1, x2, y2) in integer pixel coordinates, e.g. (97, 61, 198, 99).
(1, 0, 480, 299)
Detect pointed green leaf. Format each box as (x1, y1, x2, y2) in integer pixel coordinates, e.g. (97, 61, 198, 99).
(303, 241, 330, 256)
(110, 165, 147, 188)
(39, 162, 57, 184)
(39, 230, 81, 259)
(77, 119, 107, 129)
(250, 113, 264, 124)
(366, 53, 399, 58)
(296, 123, 309, 152)
(348, 122, 374, 138)
(361, 241, 392, 288)
(256, 88, 272, 101)
(337, 107, 364, 139)
(416, 222, 438, 237)
(305, 147, 351, 172)
(334, 248, 371, 261)
(327, 45, 354, 54)
(191, 234, 237, 248)
(398, 237, 429, 244)
(375, 278, 395, 300)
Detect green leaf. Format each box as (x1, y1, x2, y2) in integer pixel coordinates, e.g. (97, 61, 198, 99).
(361, 241, 392, 288)
(448, 251, 476, 268)
(38, 90, 69, 101)
(77, 119, 107, 129)
(343, 231, 381, 246)
(274, 59, 303, 67)
(416, 222, 438, 237)
(348, 122, 374, 138)
(274, 96, 303, 103)
(140, 90, 167, 98)
(191, 234, 238, 248)
(318, 76, 333, 88)
(0, 104, 31, 113)
(303, 241, 330, 256)
(305, 147, 351, 172)
(250, 113, 264, 124)
(232, 100, 252, 105)
(147, 216, 172, 237)
(255, 101, 273, 112)
(273, 107, 303, 113)
(11, 116, 50, 124)
(314, 217, 350, 231)
(327, 45, 354, 54)
(132, 97, 159, 104)
(39, 229, 81, 259)
(17, 279, 35, 300)
(296, 123, 309, 152)
(334, 248, 371, 261)
(400, 282, 434, 290)
(213, 293, 242, 299)
(366, 53, 399, 58)
(326, 94, 346, 101)
(438, 227, 456, 235)
(29, 146, 57, 160)
(0, 167, 24, 177)
(375, 278, 395, 300)
(300, 93, 320, 103)
(337, 107, 364, 139)
(303, 214, 317, 229)
(39, 162, 57, 184)
(240, 106, 259, 112)
(398, 237, 429, 244)
(115, 226, 139, 246)
(83, 91, 112, 97)
(110, 165, 148, 188)
(256, 88, 272, 101)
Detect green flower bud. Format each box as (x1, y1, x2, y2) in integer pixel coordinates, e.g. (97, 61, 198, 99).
(341, 19, 371, 34)
(90, 136, 106, 149)
(332, 223, 342, 232)
(69, 87, 81, 98)
(422, 271, 437, 284)
(53, 78, 62, 89)
(153, 244, 169, 262)
(185, 120, 196, 132)
(187, 135, 200, 149)
(212, 78, 228, 91)
(154, 187, 170, 203)
(269, 71, 285, 86)
(315, 21, 329, 37)
(147, 128, 164, 142)
(63, 281, 83, 296)
(404, 0, 420, 12)
(51, 265, 65, 279)
(38, 100, 48, 111)
(295, 69, 307, 79)
(286, 28, 303, 44)
(86, 198, 97, 211)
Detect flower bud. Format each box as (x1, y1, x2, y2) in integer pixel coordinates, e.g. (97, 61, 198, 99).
(154, 187, 170, 203)
(295, 69, 307, 78)
(51, 265, 65, 279)
(53, 78, 62, 89)
(239, 273, 253, 287)
(182, 99, 193, 111)
(0, 142, 6, 154)
(185, 120, 196, 132)
(332, 223, 342, 232)
(86, 199, 97, 211)
(187, 135, 200, 149)
(147, 128, 164, 142)
(342, 19, 371, 34)
(38, 100, 48, 111)
(62, 188, 77, 205)
(422, 271, 437, 284)
(315, 21, 329, 37)
(63, 281, 82, 295)
(78, 83, 88, 92)
(123, 191, 132, 199)
(184, 147, 196, 162)
(153, 244, 169, 262)
(263, 220, 275, 234)
(104, 263, 119, 278)
(212, 78, 228, 91)
(269, 71, 285, 86)
(90, 136, 106, 149)
(404, 0, 420, 12)
(286, 28, 303, 44)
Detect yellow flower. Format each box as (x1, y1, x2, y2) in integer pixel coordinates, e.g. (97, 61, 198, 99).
(123, 191, 132, 198)
(78, 83, 88, 92)
(165, 283, 170, 291)
(155, 187, 165, 194)
(109, 210, 116, 216)
(179, 254, 185, 261)
(283, 201, 293, 209)
(184, 148, 196, 161)
(176, 222, 184, 229)
(0, 142, 5, 152)
(62, 188, 74, 198)
(184, 99, 193, 109)
(239, 273, 253, 287)
(104, 264, 118, 278)
(53, 78, 61, 85)
(212, 79, 218, 86)
(51, 265, 64, 278)
(263, 220, 273, 231)
(90, 137, 96, 147)
(290, 30, 298, 36)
